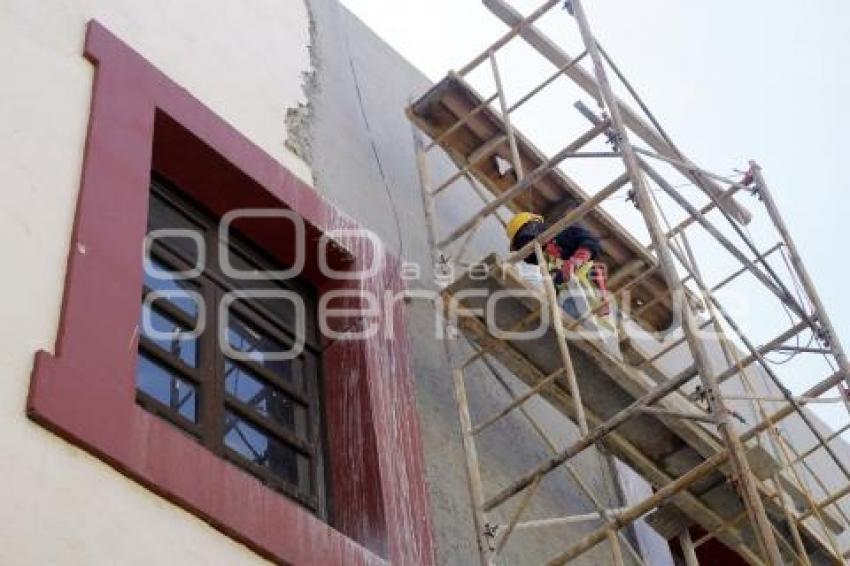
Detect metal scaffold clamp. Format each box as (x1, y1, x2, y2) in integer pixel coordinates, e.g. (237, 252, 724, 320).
(815, 322, 832, 348)
(483, 523, 498, 550)
(736, 165, 762, 199)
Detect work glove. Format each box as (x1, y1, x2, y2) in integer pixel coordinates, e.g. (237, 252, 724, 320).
(561, 247, 592, 280)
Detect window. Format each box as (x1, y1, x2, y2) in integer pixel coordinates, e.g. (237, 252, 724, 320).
(137, 177, 326, 515)
(29, 23, 434, 563)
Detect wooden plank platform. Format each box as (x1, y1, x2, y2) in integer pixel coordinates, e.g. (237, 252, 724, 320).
(408, 72, 676, 331)
(445, 257, 842, 564)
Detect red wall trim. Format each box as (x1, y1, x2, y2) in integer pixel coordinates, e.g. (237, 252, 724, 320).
(27, 20, 434, 566)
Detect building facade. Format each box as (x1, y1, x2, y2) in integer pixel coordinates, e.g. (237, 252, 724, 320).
(3, 1, 848, 565)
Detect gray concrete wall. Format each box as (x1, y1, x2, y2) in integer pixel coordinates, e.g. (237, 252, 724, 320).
(301, 1, 653, 564)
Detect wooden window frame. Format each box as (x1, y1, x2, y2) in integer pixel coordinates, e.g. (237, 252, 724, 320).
(27, 20, 434, 565)
(140, 178, 327, 514)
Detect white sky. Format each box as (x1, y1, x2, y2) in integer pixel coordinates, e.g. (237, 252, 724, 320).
(340, 0, 850, 424)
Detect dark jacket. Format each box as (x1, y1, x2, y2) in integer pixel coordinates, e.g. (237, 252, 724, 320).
(511, 221, 601, 264)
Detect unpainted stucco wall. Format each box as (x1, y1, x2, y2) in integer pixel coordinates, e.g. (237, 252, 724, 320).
(302, 2, 648, 564)
(0, 1, 313, 563)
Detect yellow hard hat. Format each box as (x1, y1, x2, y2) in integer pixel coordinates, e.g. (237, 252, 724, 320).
(506, 212, 543, 241)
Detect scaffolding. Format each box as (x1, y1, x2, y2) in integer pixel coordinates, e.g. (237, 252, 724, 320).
(406, 1, 850, 564)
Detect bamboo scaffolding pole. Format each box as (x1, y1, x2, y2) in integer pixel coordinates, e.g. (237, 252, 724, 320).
(594, 42, 674, 152)
(452, 368, 492, 565)
(771, 432, 844, 559)
(686, 263, 834, 563)
(636, 406, 715, 424)
(692, 493, 812, 566)
(545, 451, 729, 565)
(607, 528, 626, 566)
(500, 509, 628, 531)
(534, 242, 589, 435)
(505, 171, 629, 264)
(635, 320, 711, 372)
(423, 91, 499, 152)
(463, 260, 655, 381)
(667, 244, 850, 490)
(640, 158, 808, 322)
(772, 346, 832, 355)
(483, 0, 753, 225)
(642, 160, 829, 564)
(725, 394, 847, 405)
(471, 261, 658, 435)
(800, 482, 850, 523)
(694, 509, 751, 548)
(571, 100, 745, 245)
(633, 238, 777, 326)
(458, 0, 560, 77)
(474, 344, 647, 565)
(412, 126, 443, 273)
(680, 303, 784, 564)
(661, 184, 744, 243)
(472, 367, 564, 435)
(493, 474, 541, 556)
(432, 135, 507, 197)
(666, 244, 849, 562)
(439, 120, 615, 248)
(567, 0, 782, 560)
(411, 4, 850, 562)
(428, 50, 593, 153)
(692, 493, 805, 564)
(480, 366, 699, 511)
(753, 162, 850, 392)
(457, 307, 547, 370)
(679, 528, 700, 566)
(480, 330, 795, 512)
(454, 216, 484, 267)
(489, 50, 525, 183)
(689, 321, 807, 384)
(594, 41, 761, 239)
(632, 146, 754, 196)
(704, 311, 850, 489)
(741, 371, 845, 441)
(707, 243, 783, 296)
(776, 433, 841, 556)
(773, 474, 812, 566)
(544, 368, 847, 565)
(785, 439, 850, 531)
(508, 51, 589, 115)
(463, 171, 510, 227)
(790, 422, 850, 466)
(471, 288, 819, 552)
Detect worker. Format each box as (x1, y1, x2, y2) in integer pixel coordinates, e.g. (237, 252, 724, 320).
(506, 212, 610, 319)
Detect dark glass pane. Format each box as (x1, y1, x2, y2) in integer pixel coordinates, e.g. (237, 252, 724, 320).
(143, 258, 199, 317)
(147, 191, 204, 263)
(224, 361, 308, 439)
(223, 412, 310, 492)
(223, 248, 314, 342)
(136, 354, 197, 422)
(226, 314, 303, 388)
(140, 303, 198, 367)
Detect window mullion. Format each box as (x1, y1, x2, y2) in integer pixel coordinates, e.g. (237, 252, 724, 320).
(200, 235, 224, 454)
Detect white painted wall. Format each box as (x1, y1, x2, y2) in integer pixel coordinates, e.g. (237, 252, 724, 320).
(0, 1, 313, 563)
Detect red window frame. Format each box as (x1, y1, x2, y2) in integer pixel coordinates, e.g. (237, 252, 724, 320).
(27, 20, 434, 565)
